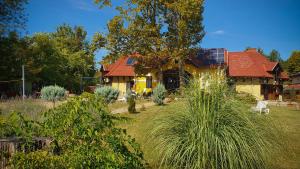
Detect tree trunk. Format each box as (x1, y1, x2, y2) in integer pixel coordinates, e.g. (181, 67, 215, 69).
(158, 67, 163, 84)
(178, 58, 185, 93)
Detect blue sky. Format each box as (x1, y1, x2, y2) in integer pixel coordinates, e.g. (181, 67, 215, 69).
(25, 0, 300, 63)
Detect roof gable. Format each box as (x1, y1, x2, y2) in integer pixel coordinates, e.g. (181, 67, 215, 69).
(228, 50, 282, 78)
(104, 57, 135, 77)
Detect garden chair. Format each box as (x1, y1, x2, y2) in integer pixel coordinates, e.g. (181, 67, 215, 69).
(252, 101, 270, 114)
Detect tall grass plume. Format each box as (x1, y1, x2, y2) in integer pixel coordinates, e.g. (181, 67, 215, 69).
(151, 70, 279, 169)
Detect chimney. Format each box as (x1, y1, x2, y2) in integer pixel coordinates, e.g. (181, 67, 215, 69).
(245, 48, 257, 52)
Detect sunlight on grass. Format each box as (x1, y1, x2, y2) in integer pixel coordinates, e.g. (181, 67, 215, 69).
(108, 99, 151, 110)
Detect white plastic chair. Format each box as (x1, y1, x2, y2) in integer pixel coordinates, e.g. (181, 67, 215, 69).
(254, 101, 269, 114)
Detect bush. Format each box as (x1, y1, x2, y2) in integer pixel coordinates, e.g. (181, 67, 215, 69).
(153, 83, 166, 105)
(127, 97, 136, 113)
(94, 86, 119, 103)
(40, 85, 66, 106)
(236, 91, 257, 104)
(9, 95, 145, 168)
(151, 70, 279, 169)
(126, 90, 136, 113)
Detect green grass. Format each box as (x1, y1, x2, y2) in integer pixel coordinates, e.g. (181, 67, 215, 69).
(267, 106, 300, 169)
(118, 101, 300, 169)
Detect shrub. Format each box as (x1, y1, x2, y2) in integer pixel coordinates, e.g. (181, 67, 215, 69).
(153, 83, 167, 105)
(151, 70, 278, 169)
(94, 86, 119, 103)
(236, 91, 257, 104)
(127, 96, 136, 113)
(9, 95, 145, 168)
(126, 90, 136, 113)
(41, 85, 66, 106)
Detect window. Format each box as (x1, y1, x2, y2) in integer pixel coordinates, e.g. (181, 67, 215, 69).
(126, 58, 135, 65)
(146, 76, 152, 88)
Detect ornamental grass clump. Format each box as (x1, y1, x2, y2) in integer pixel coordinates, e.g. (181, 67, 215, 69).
(94, 86, 119, 103)
(153, 83, 167, 105)
(151, 70, 278, 169)
(41, 85, 66, 107)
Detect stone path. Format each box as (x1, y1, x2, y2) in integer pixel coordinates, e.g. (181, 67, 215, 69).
(111, 102, 155, 114)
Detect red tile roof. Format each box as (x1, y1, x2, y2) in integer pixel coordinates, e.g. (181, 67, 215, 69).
(286, 84, 300, 90)
(104, 57, 135, 77)
(228, 49, 286, 78)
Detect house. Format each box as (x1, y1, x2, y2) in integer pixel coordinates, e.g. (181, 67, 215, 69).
(285, 72, 300, 101)
(290, 72, 300, 84)
(227, 48, 289, 100)
(101, 48, 227, 96)
(101, 48, 289, 100)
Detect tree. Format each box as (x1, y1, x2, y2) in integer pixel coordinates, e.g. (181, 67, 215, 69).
(0, 0, 28, 37)
(103, 16, 130, 64)
(163, 0, 205, 88)
(51, 24, 96, 91)
(257, 47, 265, 56)
(0, 24, 103, 94)
(125, 0, 169, 82)
(0, 31, 29, 81)
(287, 51, 300, 75)
(95, 0, 205, 86)
(245, 47, 266, 56)
(268, 49, 282, 62)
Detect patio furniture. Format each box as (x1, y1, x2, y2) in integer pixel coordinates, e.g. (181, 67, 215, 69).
(252, 101, 270, 114)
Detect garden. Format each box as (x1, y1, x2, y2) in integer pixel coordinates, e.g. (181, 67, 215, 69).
(0, 71, 299, 169)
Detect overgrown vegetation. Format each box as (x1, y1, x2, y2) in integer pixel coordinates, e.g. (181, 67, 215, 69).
(152, 83, 166, 105)
(94, 86, 119, 103)
(1, 95, 144, 168)
(151, 71, 280, 169)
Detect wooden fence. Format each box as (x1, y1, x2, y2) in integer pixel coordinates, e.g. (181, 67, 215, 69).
(0, 137, 51, 169)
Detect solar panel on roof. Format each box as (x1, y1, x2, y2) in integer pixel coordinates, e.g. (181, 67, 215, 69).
(127, 58, 135, 65)
(196, 48, 225, 66)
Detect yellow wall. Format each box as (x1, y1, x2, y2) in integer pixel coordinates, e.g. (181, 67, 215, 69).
(135, 76, 146, 94)
(111, 76, 131, 96)
(235, 78, 263, 100)
(134, 74, 158, 94)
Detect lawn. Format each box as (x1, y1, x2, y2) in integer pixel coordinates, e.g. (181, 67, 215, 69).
(118, 100, 300, 169)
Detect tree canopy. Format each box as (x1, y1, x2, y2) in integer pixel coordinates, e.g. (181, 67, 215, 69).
(0, 0, 28, 36)
(287, 51, 300, 75)
(96, 0, 205, 84)
(0, 24, 106, 93)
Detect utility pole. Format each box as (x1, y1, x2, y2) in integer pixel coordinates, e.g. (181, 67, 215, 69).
(22, 65, 25, 100)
